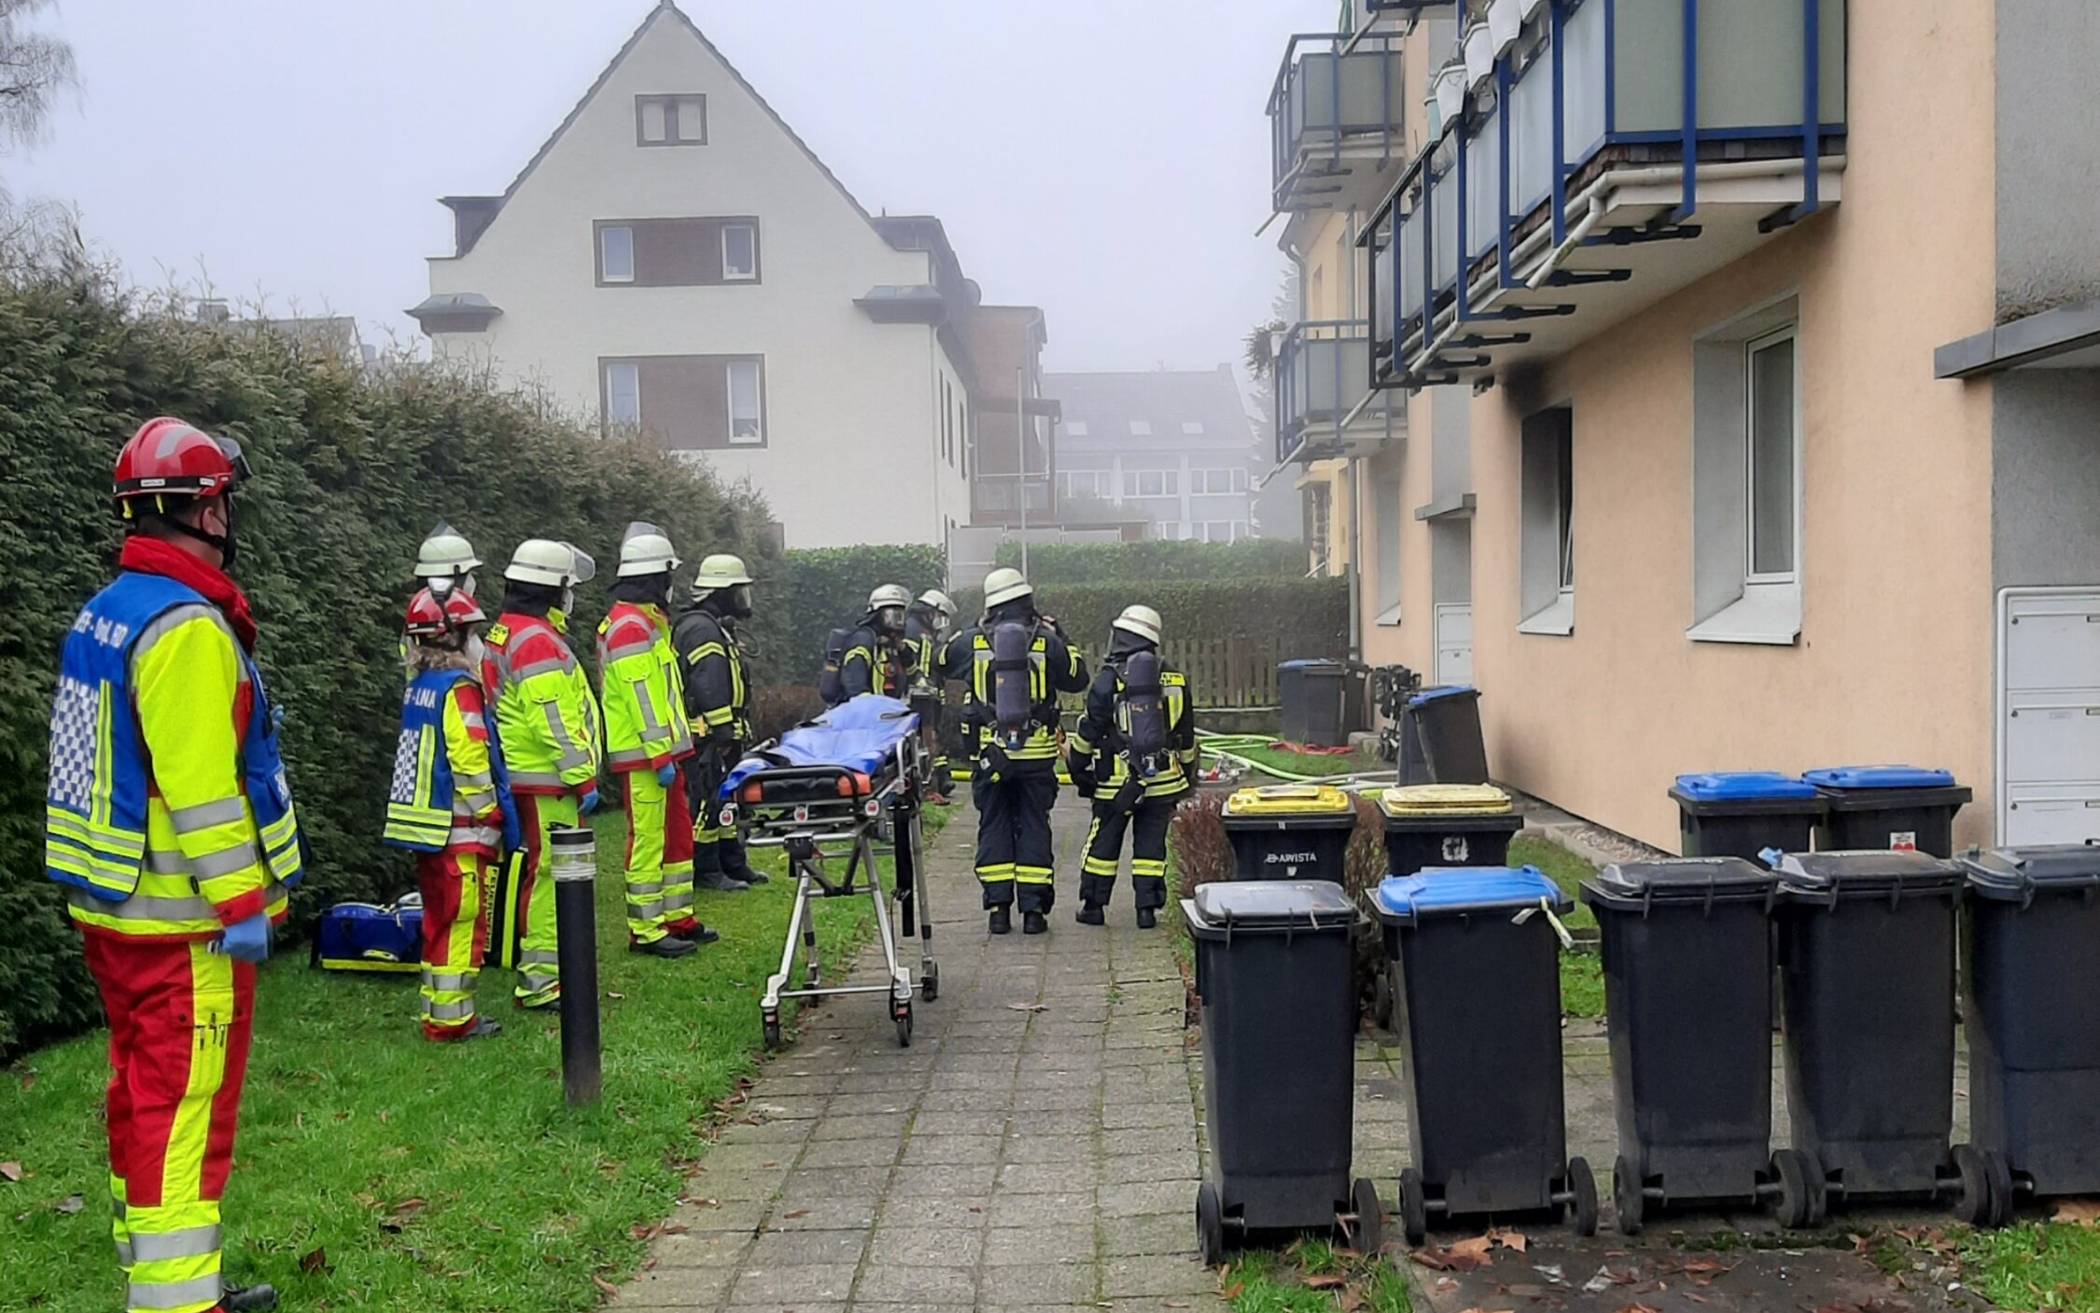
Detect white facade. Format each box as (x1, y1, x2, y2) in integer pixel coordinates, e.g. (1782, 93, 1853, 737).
(417, 4, 970, 549)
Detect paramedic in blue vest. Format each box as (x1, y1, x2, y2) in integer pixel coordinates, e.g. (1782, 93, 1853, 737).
(1067, 605, 1196, 929)
(939, 568, 1088, 935)
(45, 418, 301, 1313)
(385, 586, 517, 1041)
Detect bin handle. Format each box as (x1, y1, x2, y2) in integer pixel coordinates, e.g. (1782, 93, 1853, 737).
(1512, 896, 1574, 950)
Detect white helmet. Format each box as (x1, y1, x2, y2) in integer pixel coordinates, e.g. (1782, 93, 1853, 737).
(506, 538, 596, 588)
(415, 521, 481, 592)
(983, 566, 1033, 610)
(916, 589, 957, 622)
(693, 553, 755, 595)
(616, 521, 681, 578)
(868, 583, 912, 612)
(1113, 604, 1163, 646)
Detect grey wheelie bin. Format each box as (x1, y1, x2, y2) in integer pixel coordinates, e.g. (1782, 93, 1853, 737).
(1374, 868, 1598, 1245)
(1581, 858, 1780, 1234)
(1957, 846, 2100, 1227)
(1669, 772, 1824, 861)
(1770, 851, 1989, 1225)
(1804, 765, 1972, 856)
(1183, 881, 1381, 1263)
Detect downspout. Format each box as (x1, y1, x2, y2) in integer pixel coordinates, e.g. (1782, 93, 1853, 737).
(1346, 456, 1363, 661)
(928, 328, 944, 543)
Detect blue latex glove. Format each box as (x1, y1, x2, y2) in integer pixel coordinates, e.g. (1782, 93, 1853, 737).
(579, 787, 601, 817)
(655, 763, 678, 789)
(269, 704, 286, 736)
(219, 912, 272, 964)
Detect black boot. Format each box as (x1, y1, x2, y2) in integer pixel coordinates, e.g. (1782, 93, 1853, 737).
(219, 1285, 279, 1312)
(1075, 902, 1105, 927)
(693, 869, 749, 893)
(729, 867, 770, 886)
(630, 935, 699, 958)
(669, 921, 721, 944)
(1135, 907, 1158, 930)
(1022, 911, 1048, 935)
(989, 907, 1012, 935)
(462, 1018, 504, 1041)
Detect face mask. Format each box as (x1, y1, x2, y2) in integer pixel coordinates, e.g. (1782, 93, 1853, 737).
(462, 634, 487, 668)
(728, 585, 753, 619)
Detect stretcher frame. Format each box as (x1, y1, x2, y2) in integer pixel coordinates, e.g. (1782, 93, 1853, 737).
(722, 722, 936, 1048)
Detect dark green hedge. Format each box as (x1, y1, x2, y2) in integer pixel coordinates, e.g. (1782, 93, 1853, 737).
(994, 537, 1307, 583)
(951, 576, 1348, 658)
(0, 267, 779, 1056)
(769, 544, 947, 684)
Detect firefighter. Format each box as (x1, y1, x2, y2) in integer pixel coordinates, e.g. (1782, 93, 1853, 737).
(597, 523, 716, 956)
(905, 589, 959, 802)
(483, 538, 603, 1007)
(940, 568, 1088, 935)
(673, 553, 770, 891)
(1068, 605, 1196, 929)
(45, 417, 301, 1313)
(386, 586, 515, 1038)
(840, 583, 915, 699)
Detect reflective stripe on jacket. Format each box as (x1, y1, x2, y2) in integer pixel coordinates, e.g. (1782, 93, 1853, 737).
(46, 571, 304, 940)
(595, 602, 692, 772)
(385, 669, 519, 855)
(672, 608, 750, 742)
(482, 613, 601, 795)
(941, 623, 1088, 762)
(1071, 660, 1197, 798)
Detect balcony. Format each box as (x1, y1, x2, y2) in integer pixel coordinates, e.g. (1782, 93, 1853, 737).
(1276, 321, 1407, 465)
(1269, 33, 1407, 215)
(1362, 0, 1846, 390)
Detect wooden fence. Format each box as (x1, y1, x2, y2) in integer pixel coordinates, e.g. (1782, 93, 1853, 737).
(1164, 636, 1288, 709)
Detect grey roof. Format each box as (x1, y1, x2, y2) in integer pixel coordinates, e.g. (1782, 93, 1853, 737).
(854, 285, 947, 324)
(1937, 301, 2100, 378)
(406, 292, 502, 320)
(1044, 366, 1260, 457)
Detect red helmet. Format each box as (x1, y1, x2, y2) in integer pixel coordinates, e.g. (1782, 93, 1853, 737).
(404, 586, 488, 639)
(112, 417, 250, 513)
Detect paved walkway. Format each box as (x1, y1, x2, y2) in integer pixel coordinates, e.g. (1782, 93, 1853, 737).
(613, 794, 1225, 1313)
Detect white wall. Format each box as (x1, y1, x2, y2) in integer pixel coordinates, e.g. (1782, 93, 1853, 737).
(425, 9, 965, 548)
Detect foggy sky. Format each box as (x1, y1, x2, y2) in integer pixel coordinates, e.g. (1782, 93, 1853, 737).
(8, 1, 1336, 376)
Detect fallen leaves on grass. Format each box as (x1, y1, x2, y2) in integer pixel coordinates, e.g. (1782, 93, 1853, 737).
(0, 1162, 22, 1183)
(591, 1274, 618, 1296)
(54, 1194, 84, 1214)
(2054, 1199, 2100, 1225)
(1306, 1274, 1347, 1290)
(298, 1247, 331, 1275)
(380, 1197, 427, 1232)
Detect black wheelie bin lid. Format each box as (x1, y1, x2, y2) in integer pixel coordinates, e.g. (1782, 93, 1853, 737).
(1670, 772, 1821, 814)
(1372, 866, 1570, 928)
(1580, 856, 1778, 916)
(1772, 850, 1964, 904)
(1182, 880, 1359, 940)
(1958, 844, 2100, 906)
(1802, 765, 1973, 810)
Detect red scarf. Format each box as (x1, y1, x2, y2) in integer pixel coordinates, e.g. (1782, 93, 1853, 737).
(120, 536, 260, 652)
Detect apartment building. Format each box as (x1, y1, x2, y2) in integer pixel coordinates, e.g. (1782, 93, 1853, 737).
(410, 1, 979, 549)
(1048, 368, 1264, 543)
(963, 305, 1057, 530)
(1269, 0, 2100, 852)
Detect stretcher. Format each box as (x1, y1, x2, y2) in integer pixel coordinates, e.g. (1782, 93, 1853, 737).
(717, 695, 936, 1048)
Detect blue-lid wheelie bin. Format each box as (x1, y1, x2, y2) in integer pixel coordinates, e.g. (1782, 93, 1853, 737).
(1957, 845, 2100, 1228)
(1804, 765, 1972, 856)
(1183, 881, 1380, 1264)
(1373, 867, 1598, 1245)
(1669, 772, 1825, 861)
(1405, 687, 1490, 784)
(1580, 858, 1781, 1235)
(1770, 850, 1988, 1225)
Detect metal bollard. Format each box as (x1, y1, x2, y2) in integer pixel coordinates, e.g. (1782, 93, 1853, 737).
(550, 826, 602, 1107)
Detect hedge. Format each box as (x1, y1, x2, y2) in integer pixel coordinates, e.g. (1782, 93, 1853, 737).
(767, 544, 948, 684)
(993, 537, 1307, 583)
(0, 264, 781, 1056)
(951, 576, 1349, 658)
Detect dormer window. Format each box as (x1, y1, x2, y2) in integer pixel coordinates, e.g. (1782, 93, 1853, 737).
(636, 94, 706, 146)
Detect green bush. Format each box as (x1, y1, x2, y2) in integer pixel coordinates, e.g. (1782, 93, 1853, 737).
(768, 543, 947, 683)
(995, 537, 1307, 583)
(0, 264, 777, 1056)
(952, 576, 1348, 658)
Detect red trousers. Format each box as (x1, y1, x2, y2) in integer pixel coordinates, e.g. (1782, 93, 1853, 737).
(84, 932, 256, 1313)
(417, 851, 489, 1040)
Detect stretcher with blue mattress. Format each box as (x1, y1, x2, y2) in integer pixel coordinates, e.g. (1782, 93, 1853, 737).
(714, 695, 936, 1047)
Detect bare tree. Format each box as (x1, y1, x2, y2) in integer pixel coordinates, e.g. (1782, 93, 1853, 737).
(0, 0, 75, 152)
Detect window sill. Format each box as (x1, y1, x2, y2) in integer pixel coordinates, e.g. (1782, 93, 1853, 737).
(1374, 603, 1402, 628)
(1688, 586, 1801, 646)
(1517, 593, 1575, 637)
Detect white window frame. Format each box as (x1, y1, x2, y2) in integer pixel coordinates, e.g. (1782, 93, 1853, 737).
(1129, 420, 1153, 437)
(600, 225, 635, 284)
(1065, 420, 1089, 438)
(1126, 469, 1172, 498)
(1688, 296, 1804, 646)
(1743, 325, 1801, 587)
(1517, 407, 1575, 637)
(637, 94, 707, 146)
(721, 222, 758, 282)
(1232, 467, 1249, 494)
(726, 359, 763, 445)
(1182, 421, 1206, 435)
(604, 362, 640, 428)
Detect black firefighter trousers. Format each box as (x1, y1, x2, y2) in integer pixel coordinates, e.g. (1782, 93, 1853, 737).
(974, 759, 1059, 914)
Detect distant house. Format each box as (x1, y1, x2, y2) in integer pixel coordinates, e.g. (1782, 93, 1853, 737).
(1045, 367, 1265, 542)
(410, 1, 982, 549)
(195, 300, 374, 368)
(962, 305, 1055, 529)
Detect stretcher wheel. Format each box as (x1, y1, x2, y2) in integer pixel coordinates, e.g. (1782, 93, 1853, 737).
(1564, 1157, 1599, 1236)
(1613, 1155, 1644, 1236)
(1770, 1148, 1825, 1228)
(894, 1004, 913, 1048)
(1349, 1176, 1383, 1254)
(920, 962, 939, 1002)
(1196, 1182, 1226, 1266)
(762, 1016, 782, 1052)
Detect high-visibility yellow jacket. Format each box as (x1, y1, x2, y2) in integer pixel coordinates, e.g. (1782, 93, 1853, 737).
(482, 611, 601, 796)
(384, 668, 517, 857)
(46, 571, 302, 941)
(595, 601, 693, 773)
(1071, 658, 1198, 799)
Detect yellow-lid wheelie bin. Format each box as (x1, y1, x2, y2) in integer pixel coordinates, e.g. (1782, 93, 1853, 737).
(1221, 784, 1358, 883)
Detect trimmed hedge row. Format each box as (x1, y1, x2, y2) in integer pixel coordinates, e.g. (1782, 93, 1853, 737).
(951, 576, 1349, 657)
(769, 544, 948, 684)
(0, 267, 779, 1056)
(993, 537, 1307, 583)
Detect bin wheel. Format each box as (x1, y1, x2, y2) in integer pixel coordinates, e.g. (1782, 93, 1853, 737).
(1951, 1144, 1995, 1227)
(1398, 1168, 1429, 1247)
(921, 962, 939, 1002)
(1349, 1177, 1383, 1254)
(762, 1017, 782, 1052)
(1565, 1157, 1599, 1237)
(1984, 1150, 2017, 1229)
(1372, 966, 1395, 1031)
(1612, 1155, 1644, 1236)
(894, 1004, 913, 1048)
(1196, 1182, 1227, 1266)
(1770, 1149, 1825, 1229)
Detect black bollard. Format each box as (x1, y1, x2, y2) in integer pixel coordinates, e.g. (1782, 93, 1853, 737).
(550, 826, 601, 1106)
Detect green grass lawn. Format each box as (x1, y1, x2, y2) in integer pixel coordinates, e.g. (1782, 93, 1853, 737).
(1961, 1221, 2100, 1312)
(1222, 1241, 1411, 1312)
(1508, 834, 1604, 1019)
(0, 806, 935, 1312)
(1206, 741, 1376, 783)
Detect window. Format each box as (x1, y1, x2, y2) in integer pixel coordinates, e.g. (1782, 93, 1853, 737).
(1023, 480, 1050, 513)
(1058, 470, 1111, 501)
(941, 377, 952, 465)
(727, 360, 763, 444)
(1182, 421, 1206, 435)
(978, 481, 1013, 511)
(1193, 468, 1248, 496)
(1129, 420, 1152, 437)
(1518, 406, 1574, 635)
(636, 94, 707, 145)
(600, 225, 635, 284)
(1196, 521, 1243, 543)
(1308, 485, 1332, 567)
(721, 223, 758, 281)
(1123, 469, 1177, 498)
(1066, 420, 1089, 438)
(1373, 471, 1402, 624)
(1690, 299, 1802, 644)
(1153, 522, 1182, 541)
(604, 362, 640, 427)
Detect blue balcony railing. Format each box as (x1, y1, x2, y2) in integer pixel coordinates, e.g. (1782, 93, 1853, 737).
(1269, 33, 1407, 214)
(1363, 0, 1845, 388)
(1276, 321, 1402, 464)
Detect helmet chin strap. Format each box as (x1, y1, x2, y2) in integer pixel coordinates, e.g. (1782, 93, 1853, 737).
(166, 496, 236, 569)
